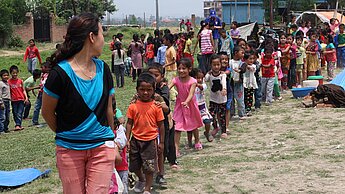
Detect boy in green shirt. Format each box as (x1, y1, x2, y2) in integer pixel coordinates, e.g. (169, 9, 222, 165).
(23, 69, 41, 119)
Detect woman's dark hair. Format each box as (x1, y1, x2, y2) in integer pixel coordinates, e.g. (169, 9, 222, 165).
(49, 13, 99, 67)
(325, 34, 334, 43)
(178, 58, 193, 69)
(115, 41, 122, 59)
(147, 36, 153, 44)
(136, 72, 156, 89)
(9, 65, 19, 73)
(0, 69, 9, 77)
(197, 20, 207, 35)
(133, 33, 140, 48)
(154, 29, 160, 37)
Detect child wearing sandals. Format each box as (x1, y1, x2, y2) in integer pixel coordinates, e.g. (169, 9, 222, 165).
(219, 52, 232, 132)
(191, 68, 213, 142)
(169, 58, 204, 156)
(204, 54, 228, 138)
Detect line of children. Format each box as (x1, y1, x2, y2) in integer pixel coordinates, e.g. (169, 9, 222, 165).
(0, 70, 10, 134)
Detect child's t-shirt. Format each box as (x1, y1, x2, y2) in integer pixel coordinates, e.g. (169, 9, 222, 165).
(184, 39, 192, 54)
(0, 81, 10, 103)
(165, 46, 177, 71)
(325, 43, 337, 62)
(113, 49, 125, 65)
(146, 44, 154, 59)
(127, 100, 164, 141)
(24, 76, 36, 90)
(229, 59, 243, 82)
(195, 83, 207, 106)
(8, 78, 25, 101)
(261, 54, 276, 78)
(296, 46, 306, 65)
(204, 72, 227, 104)
(200, 29, 213, 54)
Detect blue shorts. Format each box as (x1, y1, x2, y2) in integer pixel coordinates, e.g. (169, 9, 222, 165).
(203, 119, 212, 124)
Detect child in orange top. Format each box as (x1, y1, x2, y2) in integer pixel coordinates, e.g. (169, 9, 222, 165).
(126, 73, 165, 194)
(145, 36, 155, 66)
(278, 34, 291, 91)
(23, 39, 42, 74)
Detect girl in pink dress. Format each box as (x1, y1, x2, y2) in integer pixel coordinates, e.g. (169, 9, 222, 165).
(169, 58, 204, 157)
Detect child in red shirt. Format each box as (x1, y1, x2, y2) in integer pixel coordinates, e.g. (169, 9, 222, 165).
(23, 39, 42, 74)
(145, 36, 155, 66)
(261, 47, 276, 105)
(8, 65, 28, 130)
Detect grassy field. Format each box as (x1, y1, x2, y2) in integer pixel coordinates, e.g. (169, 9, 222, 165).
(1, 27, 345, 193)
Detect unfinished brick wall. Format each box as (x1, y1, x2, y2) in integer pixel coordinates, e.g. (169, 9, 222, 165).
(13, 12, 67, 43)
(13, 12, 34, 43)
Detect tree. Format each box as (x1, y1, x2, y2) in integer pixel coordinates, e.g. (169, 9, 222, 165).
(129, 15, 138, 24)
(0, 0, 13, 46)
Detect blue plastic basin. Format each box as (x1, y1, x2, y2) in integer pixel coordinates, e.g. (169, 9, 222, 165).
(291, 87, 316, 98)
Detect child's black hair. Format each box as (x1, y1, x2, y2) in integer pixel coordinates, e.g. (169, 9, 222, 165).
(147, 36, 153, 44)
(210, 54, 221, 63)
(0, 69, 9, 77)
(243, 50, 254, 60)
(154, 29, 160, 36)
(264, 46, 274, 54)
(115, 41, 122, 59)
(291, 24, 298, 29)
(233, 45, 244, 56)
(232, 21, 238, 27)
(279, 33, 286, 39)
(287, 33, 294, 40)
(295, 35, 303, 42)
(178, 58, 193, 69)
(219, 29, 226, 34)
(32, 69, 42, 78)
(236, 38, 246, 46)
(163, 33, 174, 45)
(147, 63, 164, 75)
(136, 72, 156, 89)
(164, 29, 171, 35)
(9, 65, 19, 73)
(339, 24, 345, 28)
(190, 68, 203, 79)
(325, 34, 334, 43)
(29, 39, 35, 45)
(42, 60, 52, 68)
(218, 51, 228, 56)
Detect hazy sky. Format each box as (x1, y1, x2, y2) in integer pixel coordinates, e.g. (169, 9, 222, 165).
(112, 0, 204, 18)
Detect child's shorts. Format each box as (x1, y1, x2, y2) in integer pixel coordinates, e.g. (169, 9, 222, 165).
(203, 118, 212, 124)
(226, 97, 232, 110)
(129, 137, 157, 173)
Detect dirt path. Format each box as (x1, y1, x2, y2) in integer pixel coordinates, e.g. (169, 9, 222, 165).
(152, 92, 345, 194)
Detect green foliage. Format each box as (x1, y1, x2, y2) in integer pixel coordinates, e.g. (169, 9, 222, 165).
(0, 1, 13, 47)
(54, 16, 67, 25)
(7, 35, 24, 48)
(129, 15, 138, 24)
(10, 0, 29, 25)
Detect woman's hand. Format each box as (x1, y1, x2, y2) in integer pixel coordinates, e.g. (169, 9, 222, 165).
(181, 101, 189, 108)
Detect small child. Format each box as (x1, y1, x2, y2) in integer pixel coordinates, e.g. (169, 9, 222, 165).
(219, 52, 232, 131)
(295, 36, 306, 86)
(156, 44, 167, 66)
(163, 33, 178, 101)
(305, 31, 320, 76)
(183, 32, 194, 64)
(23, 69, 41, 120)
(230, 21, 240, 45)
(243, 51, 258, 115)
(334, 24, 345, 68)
(230, 46, 246, 119)
(32, 61, 51, 126)
(253, 52, 262, 109)
(278, 33, 291, 91)
(191, 68, 213, 142)
(287, 34, 297, 88)
(261, 47, 276, 105)
(145, 36, 155, 66)
(323, 34, 337, 81)
(113, 41, 125, 88)
(218, 29, 234, 58)
(0, 70, 11, 134)
(8, 65, 28, 131)
(169, 58, 204, 155)
(205, 54, 227, 138)
(23, 39, 42, 74)
(126, 73, 165, 194)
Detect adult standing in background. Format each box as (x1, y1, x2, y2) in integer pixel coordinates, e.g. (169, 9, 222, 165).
(205, 10, 222, 53)
(42, 13, 120, 193)
(129, 34, 143, 82)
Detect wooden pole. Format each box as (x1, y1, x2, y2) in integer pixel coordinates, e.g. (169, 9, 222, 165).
(156, 0, 159, 30)
(248, 0, 251, 22)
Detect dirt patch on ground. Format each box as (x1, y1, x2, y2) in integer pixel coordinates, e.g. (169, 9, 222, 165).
(150, 92, 345, 194)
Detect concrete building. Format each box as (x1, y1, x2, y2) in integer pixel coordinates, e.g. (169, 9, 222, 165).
(204, 0, 222, 18)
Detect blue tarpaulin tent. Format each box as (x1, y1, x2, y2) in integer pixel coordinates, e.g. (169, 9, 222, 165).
(331, 69, 345, 90)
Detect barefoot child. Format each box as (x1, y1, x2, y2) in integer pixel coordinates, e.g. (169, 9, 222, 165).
(205, 54, 227, 138)
(169, 58, 203, 156)
(126, 73, 165, 194)
(0, 70, 11, 134)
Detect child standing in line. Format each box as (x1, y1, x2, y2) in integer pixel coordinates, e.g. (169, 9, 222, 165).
(8, 65, 28, 131)
(23, 69, 41, 120)
(145, 36, 155, 66)
(32, 61, 51, 126)
(218, 29, 234, 58)
(230, 46, 246, 119)
(148, 63, 178, 183)
(278, 34, 291, 91)
(253, 52, 262, 109)
(261, 47, 276, 105)
(169, 58, 204, 156)
(23, 39, 42, 74)
(323, 34, 337, 81)
(295, 36, 306, 86)
(126, 73, 165, 194)
(243, 51, 258, 115)
(113, 42, 125, 88)
(334, 24, 345, 68)
(305, 31, 320, 76)
(193, 22, 214, 74)
(230, 21, 240, 45)
(219, 52, 232, 132)
(191, 68, 213, 142)
(0, 70, 11, 134)
(205, 54, 227, 138)
(287, 34, 297, 88)
(176, 33, 186, 63)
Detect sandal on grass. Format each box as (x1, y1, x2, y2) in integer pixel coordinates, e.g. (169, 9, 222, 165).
(194, 142, 203, 150)
(204, 131, 214, 142)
